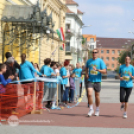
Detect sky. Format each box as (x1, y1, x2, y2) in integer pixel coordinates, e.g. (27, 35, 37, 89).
(75, 0, 134, 38)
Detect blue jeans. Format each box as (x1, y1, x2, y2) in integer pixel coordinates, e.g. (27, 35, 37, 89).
(70, 89, 74, 102)
(62, 87, 69, 102)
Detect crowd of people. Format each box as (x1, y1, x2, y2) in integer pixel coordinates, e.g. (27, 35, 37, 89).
(0, 52, 84, 113)
(0, 48, 134, 120)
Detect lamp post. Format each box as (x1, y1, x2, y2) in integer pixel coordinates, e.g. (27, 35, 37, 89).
(77, 25, 92, 63)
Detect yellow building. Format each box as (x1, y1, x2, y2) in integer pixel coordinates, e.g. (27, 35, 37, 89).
(0, 0, 67, 67)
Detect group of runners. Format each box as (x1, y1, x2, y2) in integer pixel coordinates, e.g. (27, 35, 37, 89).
(85, 48, 133, 119)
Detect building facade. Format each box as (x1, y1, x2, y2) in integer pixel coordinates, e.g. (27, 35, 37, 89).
(0, 0, 67, 67)
(97, 37, 134, 71)
(65, 0, 84, 65)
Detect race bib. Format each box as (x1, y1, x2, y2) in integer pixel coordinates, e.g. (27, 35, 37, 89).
(123, 76, 130, 81)
(90, 70, 98, 75)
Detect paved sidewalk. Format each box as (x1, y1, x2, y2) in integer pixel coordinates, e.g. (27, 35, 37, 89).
(0, 126, 134, 134)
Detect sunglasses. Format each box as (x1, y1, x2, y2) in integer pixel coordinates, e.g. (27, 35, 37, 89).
(92, 52, 98, 54)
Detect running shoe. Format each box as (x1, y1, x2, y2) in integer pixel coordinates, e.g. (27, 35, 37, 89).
(123, 113, 127, 119)
(120, 104, 125, 111)
(88, 109, 94, 117)
(95, 109, 99, 116)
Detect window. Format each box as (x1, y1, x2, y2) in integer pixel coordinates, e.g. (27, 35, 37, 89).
(112, 50, 115, 54)
(118, 50, 120, 55)
(106, 57, 109, 61)
(90, 45, 94, 50)
(106, 64, 109, 67)
(101, 57, 103, 60)
(66, 24, 70, 32)
(107, 50, 109, 53)
(90, 38, 94, 42)
(112, 64, 114, 68)
(112, 57, 115, 61)
(101, 50, 104, 53)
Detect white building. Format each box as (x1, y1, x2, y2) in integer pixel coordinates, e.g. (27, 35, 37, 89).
(65, 0, 84, 65)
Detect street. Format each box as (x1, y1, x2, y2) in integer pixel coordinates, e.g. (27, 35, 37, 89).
(1, 78, 134, 134)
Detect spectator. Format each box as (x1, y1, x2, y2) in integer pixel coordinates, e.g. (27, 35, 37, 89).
(40, 58, 55, 108)
(4, 52, 20, 80)
(73, 63, 82, 97)
(34, 63, 40, 77)
(69, 73, 75, 103)
(60, 60, 70, 104)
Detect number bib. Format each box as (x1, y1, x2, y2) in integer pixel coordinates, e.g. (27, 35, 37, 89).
(90, 70, 98, 75)
(123, 76, 130, 81)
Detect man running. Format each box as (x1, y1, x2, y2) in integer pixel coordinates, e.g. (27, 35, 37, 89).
(86, 49, 107, 117)
(119, 56, 134, 119)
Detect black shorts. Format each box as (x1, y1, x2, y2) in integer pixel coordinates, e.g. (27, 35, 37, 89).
(87, 81, 101, 92)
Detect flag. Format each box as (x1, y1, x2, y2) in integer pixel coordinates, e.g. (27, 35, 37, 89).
(56, 27, 65, 41)
(60, 44, 64, 50)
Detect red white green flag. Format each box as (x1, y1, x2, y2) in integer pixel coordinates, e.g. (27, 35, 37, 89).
(60, 44, 65, 50)
(56, 27, 65, 41)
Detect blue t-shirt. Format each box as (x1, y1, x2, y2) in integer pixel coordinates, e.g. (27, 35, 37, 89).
(86, 58, 106, 82)
(119, 64, 134, 88)
(73, 68, 82, 83)
(40, 65, 53, 77)
(19, 61, 42, 80)
(60, 67, 68, 85)
(73, 68, 82, 77)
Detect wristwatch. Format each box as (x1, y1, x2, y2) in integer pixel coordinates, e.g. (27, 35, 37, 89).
(96, 69, 99, 71)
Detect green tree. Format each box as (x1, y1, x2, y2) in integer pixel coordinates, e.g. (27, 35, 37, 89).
(118, 51, 131, 64)
(88, 50, 93, 59)
(82, 36, 87, 45)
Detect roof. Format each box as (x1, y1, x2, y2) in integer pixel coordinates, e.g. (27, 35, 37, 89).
(77, 9, 83, 14)
(96, 37, 134, 49)
(83, 34, 96, 41)
(66, 8, 74, 13)
(66, 0, 78, 6)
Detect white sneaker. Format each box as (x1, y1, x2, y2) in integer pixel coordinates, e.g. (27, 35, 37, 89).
(95, 110, 99, 116)
(123, 113, 127, 119)
(88, 109, 94, 117)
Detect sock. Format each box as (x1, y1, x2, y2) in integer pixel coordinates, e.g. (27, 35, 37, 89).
(124, 112, 127, 114)
(52, 102, 56, 107)
(89, 105, 93, 110)
(96, 107, 99, 111)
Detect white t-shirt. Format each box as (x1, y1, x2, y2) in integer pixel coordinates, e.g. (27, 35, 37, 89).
(55, 69, 59, 74)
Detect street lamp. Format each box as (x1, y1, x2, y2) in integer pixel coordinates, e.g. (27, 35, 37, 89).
(77, 25, 92, 63)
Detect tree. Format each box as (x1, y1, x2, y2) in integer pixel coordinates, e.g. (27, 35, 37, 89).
(118, 51, 131, 64)
(88, 50, 92, 59)
(82, 36, 87, 45)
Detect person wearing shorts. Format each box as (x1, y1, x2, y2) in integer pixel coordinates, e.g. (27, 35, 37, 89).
(86, 49, 107, 117)
(119, 56, 134, 119)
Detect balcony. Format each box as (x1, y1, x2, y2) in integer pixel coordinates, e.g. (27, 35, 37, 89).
(65, 29, 74, 39)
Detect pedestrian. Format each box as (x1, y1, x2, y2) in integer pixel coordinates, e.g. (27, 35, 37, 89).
(0, 63, 14, 118)
(69, 73, 75, 103)
(34, 63, 40, 77)
(19, 54, 43, 108)
(62, 63, 70, 104)
(54, 63, 61, 76)
(40, 58, 56, 108)
(86, 48, 107, 117)
(119, 56, 134, 119)
(60, 60, 70, 103)
(73, 63, 82, 97)
(4, 52, 20, 81)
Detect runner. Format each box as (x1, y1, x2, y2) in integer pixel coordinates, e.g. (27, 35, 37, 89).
(86, 48, 107, 117)
(119, 56, 134, 119)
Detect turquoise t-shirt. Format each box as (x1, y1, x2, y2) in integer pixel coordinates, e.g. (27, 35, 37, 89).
(86, 58, 106, 82)
(19, 61, 42, 80)
(60, 67, 68, 85)
(73, 68, 82, 83)
(119, 64, 134, 88)
(40, 65, 53, 77)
